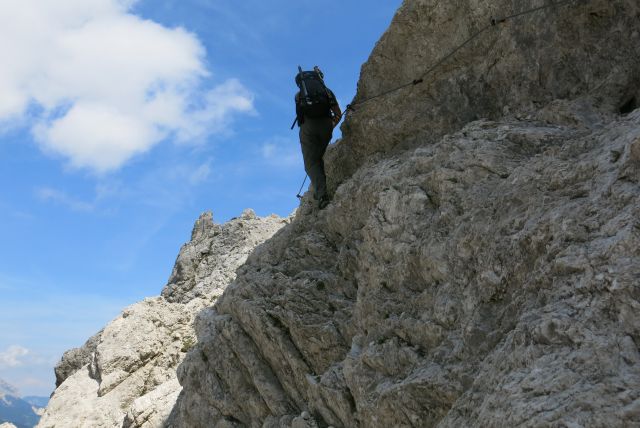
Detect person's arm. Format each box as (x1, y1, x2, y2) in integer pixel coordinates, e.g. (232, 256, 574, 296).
(331, 104, 342, 128)
(328, 90, 342, 128)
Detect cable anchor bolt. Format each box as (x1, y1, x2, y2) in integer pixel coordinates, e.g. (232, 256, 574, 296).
(491, 17, 506, 26)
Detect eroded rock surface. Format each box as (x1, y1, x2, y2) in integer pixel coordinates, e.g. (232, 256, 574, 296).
(172, 107, 640, 428)
(54, 330, 103, 387)
(328, 0, 640, 188)
(161, 211, 284, 304)
(38, 211, 287, 428)
(39, 0, 640, 426)
(170, 0, 640, 427)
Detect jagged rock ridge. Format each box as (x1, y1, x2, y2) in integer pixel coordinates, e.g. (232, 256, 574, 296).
(169, 0, 640, 427)
(37, 211, 288, 428)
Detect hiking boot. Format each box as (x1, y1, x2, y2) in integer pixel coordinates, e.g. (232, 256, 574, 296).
(318, 196, 330, 210)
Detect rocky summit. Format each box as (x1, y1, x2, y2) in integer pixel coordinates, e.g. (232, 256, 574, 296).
(37, 211, 288, 428)
(42, 0, 640, 427)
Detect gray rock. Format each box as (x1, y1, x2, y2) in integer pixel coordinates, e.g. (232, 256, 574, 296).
(39, 212, 287, 428)
(40, 0, 640, 426)
(174, 107, 640, 427)
(169, 1, 640, 425)
(54, 329, 103, 387)
(162, 210, 286, 304)
(327, 0, 640, 190)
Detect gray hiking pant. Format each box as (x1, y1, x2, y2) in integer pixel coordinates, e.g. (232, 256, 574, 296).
(299, 116, 333, 200)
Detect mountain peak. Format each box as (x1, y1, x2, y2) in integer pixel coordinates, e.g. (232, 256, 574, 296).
(0, 379, 41, 428)
(38, 211, 288, 428)
(0, 379, 18, 398)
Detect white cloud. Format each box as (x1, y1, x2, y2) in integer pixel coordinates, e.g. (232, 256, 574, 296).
(35, 187, 95, 212)
(261, 136, 302, 168)
(34, 157, 213, 215)
(0, 0, 254, 173)
(177, 79, 256, 143)
(188, 162, 212, 185)
(0, 346, 29, 368)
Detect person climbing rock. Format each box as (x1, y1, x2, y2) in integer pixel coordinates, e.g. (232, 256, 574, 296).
(294, 66, 342, 209)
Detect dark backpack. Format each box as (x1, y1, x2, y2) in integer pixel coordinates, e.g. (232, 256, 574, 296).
(296, 70, 332, 118)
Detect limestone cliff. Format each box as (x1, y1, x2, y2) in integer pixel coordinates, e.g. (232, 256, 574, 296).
(40, 0, 640, 426)
(38, 211, 288, 428)
(169, 0, 640, 427)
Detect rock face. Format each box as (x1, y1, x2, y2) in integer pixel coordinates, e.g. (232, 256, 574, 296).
(38, 1, 640, 426)
(54, 330, 103, 387)
(161, 211, 283, 304)
(38, 211, 287, 428)
(169, 1, 640, 427)
(328, 0, 640, 188)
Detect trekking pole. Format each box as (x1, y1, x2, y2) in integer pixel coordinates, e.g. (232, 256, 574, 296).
(296, 175, 308, 199)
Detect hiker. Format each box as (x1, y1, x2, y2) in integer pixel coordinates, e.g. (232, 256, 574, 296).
(294, 66, 342, 209)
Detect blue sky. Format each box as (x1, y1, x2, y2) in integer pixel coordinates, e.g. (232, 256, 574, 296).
(0, 0, 402, 396)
